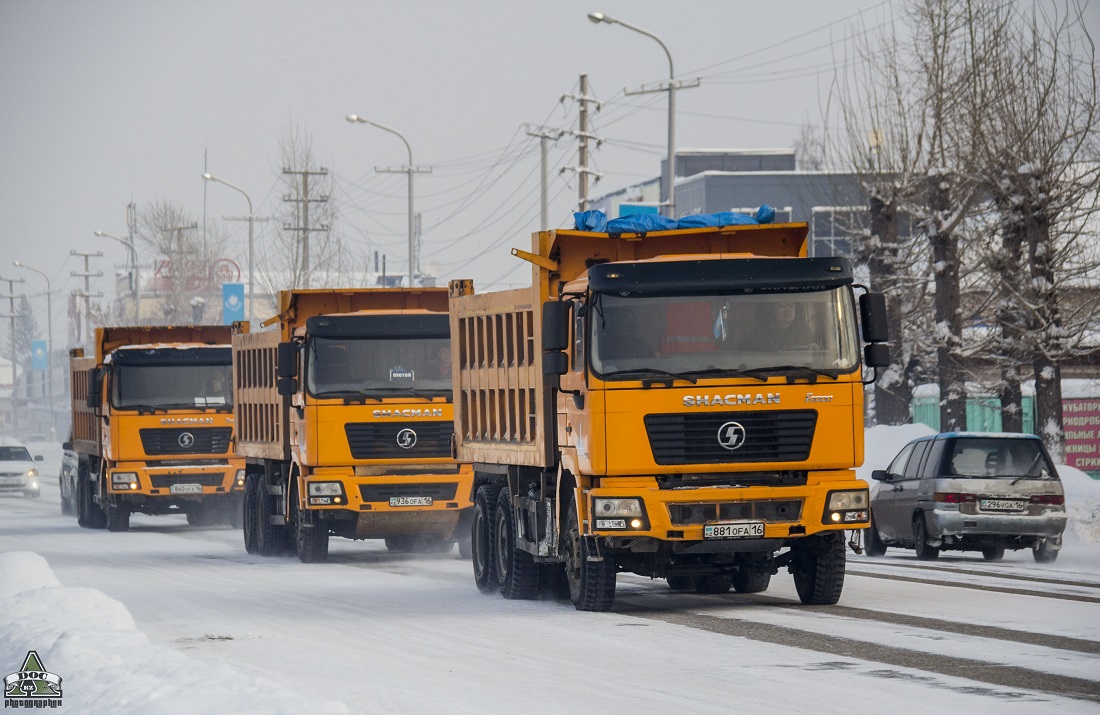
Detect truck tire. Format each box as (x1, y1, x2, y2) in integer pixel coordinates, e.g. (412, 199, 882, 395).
(105, 500, 130, 532)
(471, 485, 500, 593)
(913, 515, 940, 560)
(564, 496, 616, 612)
(731, 553, 772, 594)
(242, 473, 259, 554)
(80, 470, 107, 530)
(494, 486, 539, 600)
(291, 482, 329, 563)
(256, 477, 290, 557)
(694, 575, 733, 594)
(666, 576, 693, 591)
(864, 512, 888, 557)
(791, 532, 846, 605)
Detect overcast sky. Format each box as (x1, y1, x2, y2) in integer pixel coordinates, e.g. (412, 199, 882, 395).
(1, 0, 1096, 346)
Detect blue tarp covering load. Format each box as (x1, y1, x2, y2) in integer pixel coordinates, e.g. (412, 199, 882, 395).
(573, 205, 776, 233)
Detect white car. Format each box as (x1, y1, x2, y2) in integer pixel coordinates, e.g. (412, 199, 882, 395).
(0, 439, 42, 498)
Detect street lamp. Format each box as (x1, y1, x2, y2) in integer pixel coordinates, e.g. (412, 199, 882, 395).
(94, 230, 140, 324)
(202, 173, 254, 324)
(12, 261, 55, 438)
(588, 11, 678, 217)
(346, 114, 430, 287)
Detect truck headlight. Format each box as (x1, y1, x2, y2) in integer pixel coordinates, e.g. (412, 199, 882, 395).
(824, 489, 869, 524)
(235, 469, 246, 487)
(111, 472, 139, 490)
(592, 498, 648, 530)
(309, 482, 343, 496)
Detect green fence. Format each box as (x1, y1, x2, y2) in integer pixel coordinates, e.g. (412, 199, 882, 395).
(911, 395, 1035, 433)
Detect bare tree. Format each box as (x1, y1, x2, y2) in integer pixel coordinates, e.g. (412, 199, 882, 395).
(138, 201, 228, 325)
(256, 122, 353, 309)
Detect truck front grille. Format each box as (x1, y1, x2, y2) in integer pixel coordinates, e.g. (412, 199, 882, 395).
(139, 427, 232, 455)
(644, 410, 817, 465)
(149, 473, 225, 488)
(668, 499, 804, 526)
(359, 483, 459, 502)
(345, 422, 453, 460)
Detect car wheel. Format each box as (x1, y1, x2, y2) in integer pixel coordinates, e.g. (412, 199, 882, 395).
(864, 512, 888, 557)
(1033, 541, 1059, 563)
(981, 546, 1005, 561)
(912, 515, 939, 560)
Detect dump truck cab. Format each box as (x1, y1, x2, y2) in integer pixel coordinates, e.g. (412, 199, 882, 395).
(235, 287, 476, 563)
(70, 326, 245, 532)
(452, 213, 890, 611)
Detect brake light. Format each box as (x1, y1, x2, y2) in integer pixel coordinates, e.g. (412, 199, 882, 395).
(1030, 495, 1065, 505)
(934, 492, 976, 503)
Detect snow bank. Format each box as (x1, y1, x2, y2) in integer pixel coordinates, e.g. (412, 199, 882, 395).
(0, 552, 348, 715)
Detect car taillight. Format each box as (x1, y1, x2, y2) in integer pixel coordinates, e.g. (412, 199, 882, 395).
(934, 492, 976, 503)
(1030, 495, 1064, 505)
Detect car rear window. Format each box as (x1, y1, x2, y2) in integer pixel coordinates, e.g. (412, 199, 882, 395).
(947, 438, 1054, 478)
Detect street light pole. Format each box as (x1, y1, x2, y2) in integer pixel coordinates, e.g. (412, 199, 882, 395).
(12, 261, 54, 438)
(202, 173, 254, 324)
(346, 115, 431, 287)
(588, 11, 681, 217)
(94, 230, 140, 324)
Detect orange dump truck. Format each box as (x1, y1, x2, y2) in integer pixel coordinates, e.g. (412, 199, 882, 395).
(450, 215, 890, 610)
(233, 286, 476, 562)
(70, 325, 244, 531)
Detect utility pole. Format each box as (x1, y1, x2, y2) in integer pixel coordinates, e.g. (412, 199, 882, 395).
(561, 74, 604, 212)
(282, 167, 329, 289)
(70, 251, 104, 347)
(524, 123, 565, 230)
(623, 73, 699, 217)
(376, 163, 430, 288)
(127, 202, 141, 324)
(224, 214, 274, 320)
(0, 276, 26, 405)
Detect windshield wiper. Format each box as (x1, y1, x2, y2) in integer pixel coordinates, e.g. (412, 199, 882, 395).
(599, 368, 698, 386)
(679, 368, 770, 383)
(737, 365, 841, 382)
(358, 387, 447, 401)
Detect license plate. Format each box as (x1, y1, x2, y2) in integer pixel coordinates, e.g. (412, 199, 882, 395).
(389, 496, 432, 507)
(170, 484, 203, 494)
(0, 477, 21, 486)
(704, 521, 765, 539)
(980, 499, 1026, 512)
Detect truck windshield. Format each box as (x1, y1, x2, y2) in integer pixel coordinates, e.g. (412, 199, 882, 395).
(589, 288, 860, 380)
(306, 336, 453, 398)
(112, 363, 233, 409)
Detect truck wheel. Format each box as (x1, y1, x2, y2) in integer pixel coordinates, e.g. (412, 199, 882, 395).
(471, 485, 499, 593)
(75, 471, 88, 527)
(242, 474, 259, 554)
(913, 515, 940, 560)
(293, 510, 329, 564)
(186, 504, 215, 527)
(81, 472, 107, 529)
(732, 553, 772, 594)
(106, 499, 130, 532)
(563, 496, 616, 612)
(981, 545, 1005, 561)
(864, 512, 888, 557)
(694, 575, 733, 594)
(791, 532, 846, 605)
(256, 476, 290, 556)
(494, 486, 539, 600)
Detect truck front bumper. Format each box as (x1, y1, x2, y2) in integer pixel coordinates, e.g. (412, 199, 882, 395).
(106, 461, 246, 497)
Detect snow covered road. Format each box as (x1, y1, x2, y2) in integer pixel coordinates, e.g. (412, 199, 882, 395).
(3, 464, 1100, 714)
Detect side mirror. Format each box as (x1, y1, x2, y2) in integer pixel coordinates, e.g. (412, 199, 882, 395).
(864, 343, 890, 368)
(277, 342, 298, 379)
(859, 293, 889, 343)
(86, 368, 102, 409)
(542, 301, 571, 352)
(871, 469, 889, 481)
(277, 377, 298, 396)
(543, 351, 568, 377)
(34, 455, 44, 462)
(62, 441, 72, 451)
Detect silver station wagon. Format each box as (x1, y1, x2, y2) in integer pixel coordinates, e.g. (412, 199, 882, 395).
(866, 432, 1066, 562)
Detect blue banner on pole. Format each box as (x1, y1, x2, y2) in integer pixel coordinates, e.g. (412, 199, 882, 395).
(222, 283, 245, 325)
(31, 340, 48, 371)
